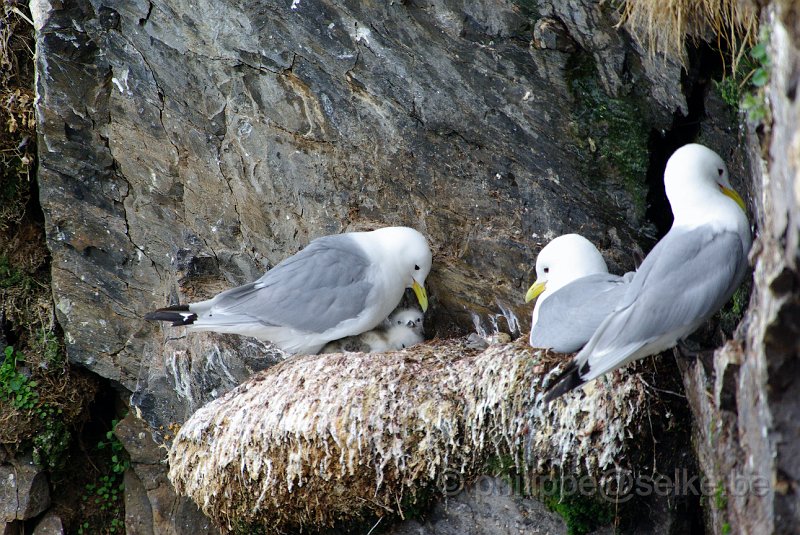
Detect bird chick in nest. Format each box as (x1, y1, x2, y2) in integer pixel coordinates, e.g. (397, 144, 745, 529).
(321, 308, 425, 354)
(384, 307, 424, 336)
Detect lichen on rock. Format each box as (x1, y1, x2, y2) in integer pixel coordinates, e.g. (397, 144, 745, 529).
(168, 338, 650, 532)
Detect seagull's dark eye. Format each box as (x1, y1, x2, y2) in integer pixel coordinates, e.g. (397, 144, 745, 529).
(718, 168, 724, 176)
(414, 264, 420, 270)
(543, 267, 549, 274)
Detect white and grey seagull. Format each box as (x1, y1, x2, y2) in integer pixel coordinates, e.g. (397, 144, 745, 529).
(525, 233, 632, 353)
(146, 226, 432, 355)
(544, 144, 751, 401)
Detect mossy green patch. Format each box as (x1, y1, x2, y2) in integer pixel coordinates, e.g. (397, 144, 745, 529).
(565, 52, 651, 221)
(714, 27, 771, 125)
(714, 483, 728, 510)
(0, 254, 26, 288)
(484, 453, 518, 476)
(33, 413, 70, 470)
(540, 479, 615, 535)
(78, 418, 130, 534)
(718, 279, 751, 334)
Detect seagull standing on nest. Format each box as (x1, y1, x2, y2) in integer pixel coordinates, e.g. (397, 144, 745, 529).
(525, 234, 631, 353)
(544, 144, 751, 401)
(146, 226, 432, 355)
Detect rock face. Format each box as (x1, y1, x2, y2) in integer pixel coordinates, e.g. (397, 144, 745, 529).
(31, 0, 800, 533)
(675, 5, 800, 535)
(32, 0, 675, 435)
(0, 458, 50, 522)
(114, 413, 217, 535)
(386, 477, 569, 535)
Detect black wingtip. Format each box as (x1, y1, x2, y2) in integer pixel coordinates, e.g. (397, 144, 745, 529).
(542, 361, 587, 403)
(145, 305, 197, 327)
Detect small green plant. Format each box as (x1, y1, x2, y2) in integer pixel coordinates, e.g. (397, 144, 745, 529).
(714, 483, 728, 510)
(722, 522, 732, 534)
(0, 345, 39, 410)
(32, 412, 69, 470)
(79, 418, 130, 533)
(1, 346, 73, 469)
(715, 27, 771, 125)
(37, 327, 63, 367)
(741, 32, 771, 124)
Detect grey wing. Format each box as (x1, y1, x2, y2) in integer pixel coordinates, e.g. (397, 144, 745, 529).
(579, 227, 747, 377)
(204, 235, 372, 333)
(530, 273, 629, 353)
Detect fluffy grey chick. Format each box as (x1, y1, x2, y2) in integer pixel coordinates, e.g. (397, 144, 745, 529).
(384, 307, 425, 336)
(320, 323, 423, 354)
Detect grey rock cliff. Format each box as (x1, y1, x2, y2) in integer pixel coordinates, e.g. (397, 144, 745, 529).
(675, 5, 800, 534)
(32, 0, 671, 434)
(30, 0, 800, 533)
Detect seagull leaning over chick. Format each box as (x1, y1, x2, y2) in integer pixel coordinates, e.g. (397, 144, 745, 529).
(525, 233, 632, 353)
(146, 226, 432, 355)
(543, 144, 751, 402)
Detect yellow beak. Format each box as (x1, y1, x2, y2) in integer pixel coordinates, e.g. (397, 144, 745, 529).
(720, 184, 746, 212)
(412, 280, 429, 312)
(525, 280, 546, 303)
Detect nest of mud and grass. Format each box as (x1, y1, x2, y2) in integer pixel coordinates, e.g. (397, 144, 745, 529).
(168, 336, 669, 533)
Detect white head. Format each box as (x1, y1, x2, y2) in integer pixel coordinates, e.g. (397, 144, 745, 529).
(525, 234, 608, 306)
(387, 307, 425, 335)
(664, 144, 746, 223)
(365, 227, 432, 311)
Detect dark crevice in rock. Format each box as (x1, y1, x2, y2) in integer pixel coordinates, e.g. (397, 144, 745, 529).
(645, 42, 725, 239)
(634, 41, 733, 535)
(139, 1, 154, 27)
(47, 376, 128, 532)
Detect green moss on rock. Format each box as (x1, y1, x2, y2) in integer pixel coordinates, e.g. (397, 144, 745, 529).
(540, 480, 615, 535)
(566, 52, 651, 221)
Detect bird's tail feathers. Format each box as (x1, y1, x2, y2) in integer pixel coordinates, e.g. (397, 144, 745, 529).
(145, 305, 197, 327)
(542, 360, 586, 403)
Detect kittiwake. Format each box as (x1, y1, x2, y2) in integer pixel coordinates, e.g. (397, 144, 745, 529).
(525, 234, 631, 353)
(145, 226, 432, 355)
(543, 144, 751, 401)
(385, 307, 425, 336)
(320, 322, 424, 354)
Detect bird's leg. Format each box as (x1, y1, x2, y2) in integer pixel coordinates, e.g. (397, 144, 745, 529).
(675, 339, 699, 360)
(674, 340, 717, 377)
(676, 339, 716, 360)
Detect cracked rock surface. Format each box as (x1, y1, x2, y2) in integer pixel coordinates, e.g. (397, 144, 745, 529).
(32, 0, 787, 533)
(33, 0, 678, 435)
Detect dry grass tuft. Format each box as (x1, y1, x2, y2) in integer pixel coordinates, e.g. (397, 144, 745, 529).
(0, 1, 98, 457)
(618, 0, 759, 73)
(168, 337, 651, 533)
(0, 1, 36, 230)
